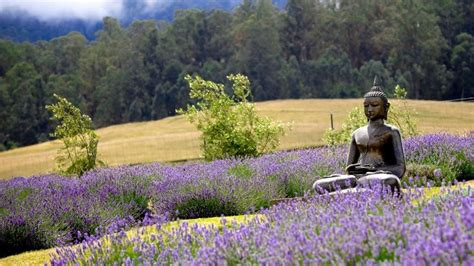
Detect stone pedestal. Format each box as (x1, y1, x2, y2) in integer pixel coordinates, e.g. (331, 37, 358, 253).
(312, 175, 357, 193)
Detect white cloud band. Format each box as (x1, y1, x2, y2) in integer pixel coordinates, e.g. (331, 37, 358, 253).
(0, 0, 124, 21)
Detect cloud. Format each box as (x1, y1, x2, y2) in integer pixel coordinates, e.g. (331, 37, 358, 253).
(142, 0, 172, 12)
(0, 0, 124, 21)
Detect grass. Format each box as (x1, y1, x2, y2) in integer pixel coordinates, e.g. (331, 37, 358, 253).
(0, 99, 472, 179)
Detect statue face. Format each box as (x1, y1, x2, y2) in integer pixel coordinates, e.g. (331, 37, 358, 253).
(364, 97, 385, 121)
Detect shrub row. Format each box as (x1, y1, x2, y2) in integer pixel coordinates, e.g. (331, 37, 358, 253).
(52, 186, 473, 265)
(0, 133, 472, 257)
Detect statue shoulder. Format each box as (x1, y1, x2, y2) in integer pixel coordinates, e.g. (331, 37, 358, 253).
(352, 125, 368, 136)
(384, 123, 403, 138)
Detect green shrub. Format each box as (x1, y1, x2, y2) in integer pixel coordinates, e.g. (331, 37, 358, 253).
(285, 176, 312, 197)
(323, 107, 366, 146)
(174, 197, 239, 219)
(227, 164, 254, 179)
(178, 74, 287, 161)
(404, 164, 436, 186)
(389, 85, 418, 138)
(46, 94, 105, 176)
(406, 151, 473, 186)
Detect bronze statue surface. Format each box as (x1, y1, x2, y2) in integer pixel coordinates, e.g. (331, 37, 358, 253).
(313, 77, 405, 194)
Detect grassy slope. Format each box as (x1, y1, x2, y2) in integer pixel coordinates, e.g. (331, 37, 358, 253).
(0, 99, 472, 179)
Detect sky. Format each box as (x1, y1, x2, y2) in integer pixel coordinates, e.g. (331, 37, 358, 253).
(0, 0, 167, 21)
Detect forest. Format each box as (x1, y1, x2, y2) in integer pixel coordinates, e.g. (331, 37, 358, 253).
(0, 0, 472, 150)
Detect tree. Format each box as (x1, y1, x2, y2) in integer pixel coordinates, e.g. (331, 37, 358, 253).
(302, 47, 360, 98)
(450, 33, 474, 99)
(4, 62, 47, 146)
(230, 0, 288, 100)
(387, 0, 449, 99)
(337, 0, 396, 67)
(79, 17, 127, 118)
(178, 74, 287, 160)
(46, 94, 104, 176)
(0, 40, 22, 76)
(283, 0, 327, 62)
(359, 60, 395, 94)
(39, 32, 87, 75)
(0, 81, 11, 150)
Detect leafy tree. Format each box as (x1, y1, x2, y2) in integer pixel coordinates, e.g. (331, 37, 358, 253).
(0, 0, 472, 151)
(0, 81, 11, 150)
(92, 66, 127, 126)
(302, 47, 360, 98)
(387, 0, 449, 99)
(79, 17, 127, 118)
(389, 85, 418, 138)
(0, 40, 23, 76)
(450, 33, 474, 99)
(46, 94, 104, 176)
(230, 0, 288, 100)
(178, 74, 287, 160)
(359, 60, 396, 94)
(283, 0, 327, 62)
(4, 62, 47, 146)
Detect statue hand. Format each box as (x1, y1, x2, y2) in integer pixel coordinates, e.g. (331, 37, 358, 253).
(358, 164, 376, 171)
(346, 163, 376, 175)
(345, 163, 361, 173)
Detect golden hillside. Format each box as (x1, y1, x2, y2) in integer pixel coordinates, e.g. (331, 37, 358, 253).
(0, 99, 472, 179)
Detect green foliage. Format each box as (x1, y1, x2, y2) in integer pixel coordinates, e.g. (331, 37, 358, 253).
(323, 85, 418, 145)
(46, 94, 104, 176)
(174, 197, 239, 219)
(389, 85, 418, 138)
(406, 150, 473, 186)
(228, 164, 254, 179)
(450, 33, 474, 99)
(323, 107, 367, 146)
(178, 74, 287, 160)
(0, 0, 471, 150)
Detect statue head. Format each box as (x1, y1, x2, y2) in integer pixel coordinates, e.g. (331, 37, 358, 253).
(363, 76, 390, 121)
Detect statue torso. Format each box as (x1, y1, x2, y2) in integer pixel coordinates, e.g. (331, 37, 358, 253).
(352, 124, 398, 168)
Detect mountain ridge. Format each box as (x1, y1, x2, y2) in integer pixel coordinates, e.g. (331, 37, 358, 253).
(0, 0, 287, 42)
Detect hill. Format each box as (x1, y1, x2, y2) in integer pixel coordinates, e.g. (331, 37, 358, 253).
(0, 0, 287, 42)
(0, 99, 472, 180)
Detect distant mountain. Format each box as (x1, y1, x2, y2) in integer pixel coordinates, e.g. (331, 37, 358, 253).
(0, 0, 287, 42)
(0, 10, 102, 42)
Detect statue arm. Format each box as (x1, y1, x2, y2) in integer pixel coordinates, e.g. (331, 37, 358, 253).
(347, 134, 359, 166)
(379, 129, 406, 178)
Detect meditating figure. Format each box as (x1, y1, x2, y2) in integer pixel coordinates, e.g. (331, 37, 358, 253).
(313, 77, 405, 194)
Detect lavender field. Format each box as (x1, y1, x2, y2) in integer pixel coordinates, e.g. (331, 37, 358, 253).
(52, 186, 473, 265)
(1, 133, 473, 260)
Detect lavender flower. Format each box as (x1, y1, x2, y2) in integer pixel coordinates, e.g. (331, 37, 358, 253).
(51, 185, 473, 265)
(1, 133, 472, 258)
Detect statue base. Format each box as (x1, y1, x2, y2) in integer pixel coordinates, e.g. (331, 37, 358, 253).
(313, 172, 401, 195)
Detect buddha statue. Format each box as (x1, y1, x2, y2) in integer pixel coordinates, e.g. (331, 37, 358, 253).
(313, 77, 405, 195)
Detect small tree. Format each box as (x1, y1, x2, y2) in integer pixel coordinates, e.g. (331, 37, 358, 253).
(323, 85, 418, 146)
(178, 74, 287, 160)
(46, 94, 104, 176)
(389, 85, 418, 138)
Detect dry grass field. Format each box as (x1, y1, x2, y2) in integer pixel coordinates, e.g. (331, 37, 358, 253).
(0, 99, 472, 180)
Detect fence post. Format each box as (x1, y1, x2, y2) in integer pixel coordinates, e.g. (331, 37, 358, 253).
(330, 113, 334, 130)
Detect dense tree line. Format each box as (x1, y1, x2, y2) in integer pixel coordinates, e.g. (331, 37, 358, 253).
(0, 0, 472, 150)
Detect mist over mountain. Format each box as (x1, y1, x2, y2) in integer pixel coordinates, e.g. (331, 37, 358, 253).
(0, 0, 287, 42)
